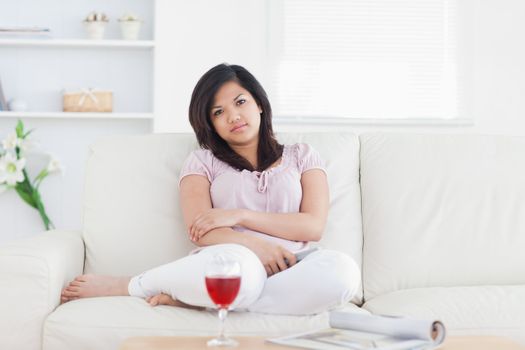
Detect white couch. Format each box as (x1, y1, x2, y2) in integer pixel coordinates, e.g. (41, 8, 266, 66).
(1, 132, 524, 350)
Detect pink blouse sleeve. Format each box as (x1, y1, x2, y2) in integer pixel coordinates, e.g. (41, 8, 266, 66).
(178, 150, 214, 187)
(296, 143, 327, 174)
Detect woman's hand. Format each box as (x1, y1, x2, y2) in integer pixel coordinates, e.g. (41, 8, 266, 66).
(190, 209, 244, 242)
(246, 237, 297, 276)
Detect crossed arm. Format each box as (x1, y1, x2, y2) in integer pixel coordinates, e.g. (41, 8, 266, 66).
(180, 169, 329, 243)
(179, 169, 329, 275)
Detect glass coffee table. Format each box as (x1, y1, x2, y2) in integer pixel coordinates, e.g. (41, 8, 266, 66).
(119, 335, 525, 349)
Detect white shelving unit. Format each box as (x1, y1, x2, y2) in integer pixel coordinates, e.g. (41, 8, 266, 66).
(0, 0, 156, 244)
(0, 0, 155, 120)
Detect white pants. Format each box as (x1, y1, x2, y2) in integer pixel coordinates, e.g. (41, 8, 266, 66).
(128, 244, 361, 315)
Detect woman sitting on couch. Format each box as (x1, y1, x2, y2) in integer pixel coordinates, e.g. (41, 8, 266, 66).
(61, 63, 360, 315)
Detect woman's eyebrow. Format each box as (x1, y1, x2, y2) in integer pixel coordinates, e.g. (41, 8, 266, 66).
(212, 94, 244, 109)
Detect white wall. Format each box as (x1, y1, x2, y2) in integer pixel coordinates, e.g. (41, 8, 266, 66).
(467, 0, 525, 136)
(153, 0, 268, 133)
(154, 0, 525, 136)
(2, 0, 525, 245)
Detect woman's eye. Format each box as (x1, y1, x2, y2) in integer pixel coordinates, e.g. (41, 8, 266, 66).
(236, 99, 246, 106)
(213, 109, 223, 117)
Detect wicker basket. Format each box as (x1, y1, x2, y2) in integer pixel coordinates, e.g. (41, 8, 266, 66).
(63, 89, 113, 112)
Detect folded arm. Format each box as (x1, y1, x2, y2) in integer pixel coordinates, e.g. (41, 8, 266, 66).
(179, 175, 301, 275)
(187, 169, 329, 242)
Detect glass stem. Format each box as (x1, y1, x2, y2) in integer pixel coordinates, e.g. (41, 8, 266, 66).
(218, 307, 228, 339)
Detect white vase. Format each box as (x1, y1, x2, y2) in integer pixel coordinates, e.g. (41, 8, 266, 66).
(119, 21, 142, 40)
(7, 98, 28, 112)
(84, 21, 107, 40)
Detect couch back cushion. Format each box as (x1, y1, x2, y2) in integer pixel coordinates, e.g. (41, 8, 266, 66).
(83, 132, 363, 301)
(359, 133, 525, 301)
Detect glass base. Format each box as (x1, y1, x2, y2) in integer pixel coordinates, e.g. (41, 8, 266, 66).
(207, 336, 239, 347)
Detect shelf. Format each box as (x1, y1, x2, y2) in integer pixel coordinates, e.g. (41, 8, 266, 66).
(0, 111, 154, 119)
(0, 38, 155, 49)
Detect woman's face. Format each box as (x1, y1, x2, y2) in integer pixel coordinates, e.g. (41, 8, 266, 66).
(209, 80, 262, 147)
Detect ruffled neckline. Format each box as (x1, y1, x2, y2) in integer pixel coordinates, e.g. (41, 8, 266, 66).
(243, 144, 290, 177)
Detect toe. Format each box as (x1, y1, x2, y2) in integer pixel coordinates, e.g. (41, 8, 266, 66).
(62, 289, 78, 297)
(75, 274, 91, 282)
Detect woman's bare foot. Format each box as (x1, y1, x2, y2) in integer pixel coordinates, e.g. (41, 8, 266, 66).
(146, 293, 179, 306)
(146, 293, 205, 311)
(60, 274, 131, 303)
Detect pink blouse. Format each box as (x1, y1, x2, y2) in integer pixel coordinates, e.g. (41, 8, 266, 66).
(179, 143, 326, 253)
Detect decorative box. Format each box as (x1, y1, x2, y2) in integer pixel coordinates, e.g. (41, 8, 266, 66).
(63, 89, 113, 112)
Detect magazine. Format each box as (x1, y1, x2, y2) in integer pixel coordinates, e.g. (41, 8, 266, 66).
(0, 26, 50, 33)
(267, 311, 446, 350)
(0, 26, 51, 39)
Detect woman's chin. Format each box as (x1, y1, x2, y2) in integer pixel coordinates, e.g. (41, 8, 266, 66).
(227, 133, 258, 146)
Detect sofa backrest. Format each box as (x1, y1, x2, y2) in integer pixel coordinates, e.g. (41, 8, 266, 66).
(360, 133, 525, 301)
(82, 132, 363, 302)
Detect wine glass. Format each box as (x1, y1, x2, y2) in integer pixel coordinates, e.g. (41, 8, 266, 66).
(205, 255, 242, 347)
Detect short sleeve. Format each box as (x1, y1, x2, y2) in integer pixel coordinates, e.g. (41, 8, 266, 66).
(178, 150, 214, 187)
(296, 143, 327, 174)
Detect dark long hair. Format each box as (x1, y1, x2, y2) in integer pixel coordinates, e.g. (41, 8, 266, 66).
(189, 63, 283, 172)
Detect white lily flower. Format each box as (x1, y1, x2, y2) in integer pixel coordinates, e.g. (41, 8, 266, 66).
(2, 133, 21, 151)
(47, 157, 64, 174)
(0, 153, 26, 186)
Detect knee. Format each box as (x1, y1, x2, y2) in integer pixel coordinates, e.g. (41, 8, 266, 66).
(318, 250, 361, 303)
(235, 274, 265, 308)
(232, 248, 266, 308)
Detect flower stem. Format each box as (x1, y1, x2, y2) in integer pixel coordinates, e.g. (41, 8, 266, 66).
(33, 189, 54, 230)
(15, 169, 54, 230)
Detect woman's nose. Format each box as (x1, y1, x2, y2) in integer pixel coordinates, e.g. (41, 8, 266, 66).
(227, 111, 241, 123)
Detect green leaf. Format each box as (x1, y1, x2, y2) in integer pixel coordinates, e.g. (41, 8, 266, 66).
(23, 129, 35, 139)
(34, 168, 49, 186)
(15, 170, 37, 208)
(15, 185, 37, 208)
(15, 120, 24, 138)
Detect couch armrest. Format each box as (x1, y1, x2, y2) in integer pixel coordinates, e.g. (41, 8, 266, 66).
(0, 230, 84, 350)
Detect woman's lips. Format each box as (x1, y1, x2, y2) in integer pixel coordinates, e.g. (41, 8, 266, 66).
(230, 123, 248, 132)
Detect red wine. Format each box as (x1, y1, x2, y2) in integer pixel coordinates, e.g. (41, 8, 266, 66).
(205, 276, 241, 308)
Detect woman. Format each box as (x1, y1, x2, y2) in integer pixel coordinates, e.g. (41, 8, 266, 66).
(61, 63, 360, 315)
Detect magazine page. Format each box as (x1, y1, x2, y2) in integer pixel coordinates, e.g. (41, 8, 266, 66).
(330, 311, 446, 345)
(267, 311, 446, 350)
(268, 328, 433, 350)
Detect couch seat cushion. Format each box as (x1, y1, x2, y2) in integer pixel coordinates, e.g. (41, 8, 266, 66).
(362, 285, 525, 345)
(44, 296, 367, 350)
